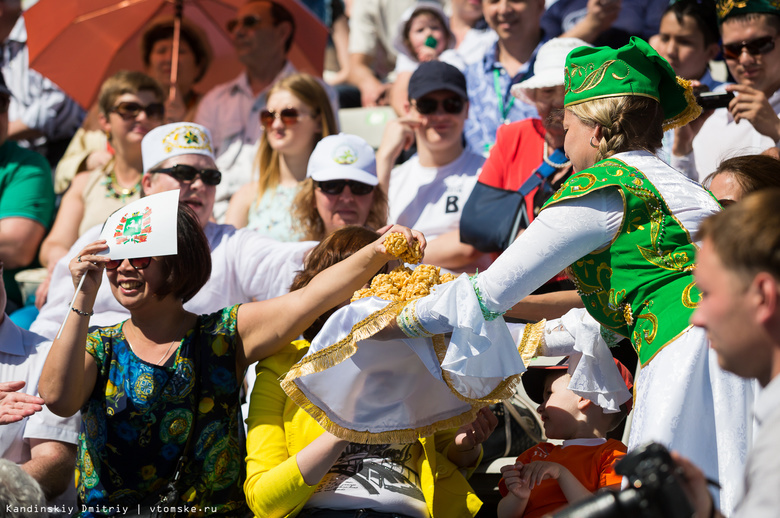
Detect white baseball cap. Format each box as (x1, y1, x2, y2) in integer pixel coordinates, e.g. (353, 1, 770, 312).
(306, 133, 378, 186)
(142, 122, 215, 174)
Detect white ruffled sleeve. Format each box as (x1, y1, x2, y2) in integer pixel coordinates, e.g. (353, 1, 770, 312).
(398, 188, 625, 388)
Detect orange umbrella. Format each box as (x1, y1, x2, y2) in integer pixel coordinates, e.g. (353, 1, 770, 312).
(24, 0, 328, 110)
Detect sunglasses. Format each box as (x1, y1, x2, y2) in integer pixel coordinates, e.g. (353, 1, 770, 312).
(316, 180, 375, 196)
(722, 35, 777, 60)
(413, 96, 465, 115)
(0, 95, 9, 114)
(260, 107, 312, 128)
(154, 164, 222, 186)
(105, 257, 152, 271)
(111, 101, 165, 120)
(227, 14, 262, 33)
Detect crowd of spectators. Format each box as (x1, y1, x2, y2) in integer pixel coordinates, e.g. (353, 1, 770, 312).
(4, 0, 780, 516)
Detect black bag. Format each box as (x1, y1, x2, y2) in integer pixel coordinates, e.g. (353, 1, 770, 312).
(460, 148, 568, 253)
(481, 390, 545, 464)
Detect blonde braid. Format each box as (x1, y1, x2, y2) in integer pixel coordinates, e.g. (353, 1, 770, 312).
(569, 96, 664, 163)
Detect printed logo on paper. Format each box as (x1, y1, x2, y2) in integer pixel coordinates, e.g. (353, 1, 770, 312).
(114, 206, 152, 245)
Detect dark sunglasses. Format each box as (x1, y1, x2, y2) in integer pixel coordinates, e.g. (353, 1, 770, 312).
(316, 179, 375, 196)
(105, 257, 152, 271)
(227, 14, 262, 33)
(0, 95, 9, 114)
(260, 107, 310, 128)
(154, 164, 222, 186)
(413, 96, 465, 115)
(723, 35, 777, 60)
(111, 101, 165, 120)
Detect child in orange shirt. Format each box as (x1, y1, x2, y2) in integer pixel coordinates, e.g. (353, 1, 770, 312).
(497, 356, 634, 518)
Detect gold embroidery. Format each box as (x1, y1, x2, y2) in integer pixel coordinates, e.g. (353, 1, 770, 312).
(682, 282, 700, 309)
(569, 60, 630, 94)
(716, 0, 748, 19)
(570, 173, 597, 193)
(161, 125, 213, 154)
(635, 310, 658, 344)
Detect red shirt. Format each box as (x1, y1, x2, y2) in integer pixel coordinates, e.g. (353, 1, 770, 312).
(477, 118, 546, 223)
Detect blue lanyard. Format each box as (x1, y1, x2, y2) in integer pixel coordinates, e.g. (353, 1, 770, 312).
(493, 68, 515, 123)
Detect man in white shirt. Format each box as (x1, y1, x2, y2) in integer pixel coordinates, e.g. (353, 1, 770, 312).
(195, 0, 338, 220)
(31, 122, 315, 339)
(677, 189, 780, 518)
(671, 3, 780, 181)
(0, 264, 79, 516)
(377, 61, 489, 274)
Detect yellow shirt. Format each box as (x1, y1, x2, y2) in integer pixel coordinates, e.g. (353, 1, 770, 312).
(244, 340, 483, 518)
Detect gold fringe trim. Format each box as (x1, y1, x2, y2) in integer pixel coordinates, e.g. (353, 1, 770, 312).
(662, 77, 703, 132)
(282, 301, 407, 382)
(432, 334, 524, 405)
(281, 301, 522, 443)
(518, 319, 547, 365)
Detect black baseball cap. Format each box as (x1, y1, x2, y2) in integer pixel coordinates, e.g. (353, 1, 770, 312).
(408, 60, 468, 100)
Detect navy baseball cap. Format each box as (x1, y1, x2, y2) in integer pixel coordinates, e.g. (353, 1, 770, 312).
(408, 60, 467, 100)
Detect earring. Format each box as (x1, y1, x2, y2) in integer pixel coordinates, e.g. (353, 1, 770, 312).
(589, 136, 599, 148)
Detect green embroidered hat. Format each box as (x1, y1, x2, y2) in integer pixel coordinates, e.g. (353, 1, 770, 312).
(716, 0, 780, 23)
(563, 36, 702, 131)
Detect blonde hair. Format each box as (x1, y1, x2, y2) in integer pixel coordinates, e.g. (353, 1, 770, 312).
(255, 73, 337, 200)
(567, 96, 665, 163)
(291, 177, 388, 241)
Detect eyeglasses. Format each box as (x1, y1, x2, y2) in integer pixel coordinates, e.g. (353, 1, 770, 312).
(413, 96, 465, 115)
(722, 35, 777, 60)
(111, 101, 165, 120)
(105, 257, 152, 271)
(227, 14, 262, 33)
(0, 95, 9, 114)
(153, 164, 222, 186)
(316, 180, 375, 196)
(260, 107, 312, 128)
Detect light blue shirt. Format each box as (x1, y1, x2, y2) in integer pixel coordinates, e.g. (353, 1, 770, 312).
(463, 40, 541, 156)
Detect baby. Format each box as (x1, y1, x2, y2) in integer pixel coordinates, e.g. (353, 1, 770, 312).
(397, 1, 453, 65)
(497, 356, 633, 518)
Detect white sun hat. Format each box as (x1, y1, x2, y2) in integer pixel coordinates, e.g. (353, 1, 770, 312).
(510, 37, 592, 105)
(142, 122, 215, 174)
(392, 1, 454, 59)
(307, 133, 379, 186)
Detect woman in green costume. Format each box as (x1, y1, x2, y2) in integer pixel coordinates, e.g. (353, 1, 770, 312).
(395, 36, 753, 514)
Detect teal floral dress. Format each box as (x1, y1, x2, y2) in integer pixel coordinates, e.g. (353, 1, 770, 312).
(76, 305, 247, 516)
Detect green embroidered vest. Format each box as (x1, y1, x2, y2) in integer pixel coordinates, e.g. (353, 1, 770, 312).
(542, 158, 699, 365)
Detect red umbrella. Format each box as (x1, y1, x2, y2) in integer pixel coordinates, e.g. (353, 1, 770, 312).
(24, 0, 328, 110)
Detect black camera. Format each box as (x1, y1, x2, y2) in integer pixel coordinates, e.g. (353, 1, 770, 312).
(551, 442, 694, 518)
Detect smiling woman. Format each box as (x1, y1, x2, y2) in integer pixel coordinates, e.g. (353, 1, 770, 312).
(224, 73, 338, 241)
(39, 71, 165, 273)
(38, 197, 423, 516)
(291, 133, 387, 242)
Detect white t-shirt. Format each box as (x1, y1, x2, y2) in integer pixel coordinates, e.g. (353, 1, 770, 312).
(304, 442, 429, 517)
(388, 148, 485, 240)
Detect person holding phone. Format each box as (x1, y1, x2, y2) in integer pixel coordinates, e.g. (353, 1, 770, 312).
(671, 1, 780, 182)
